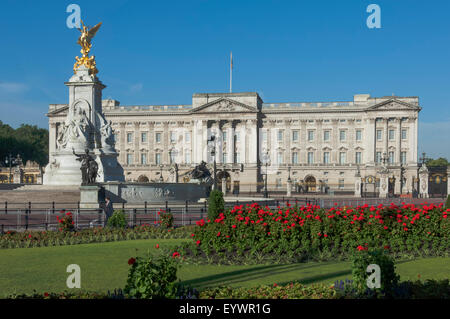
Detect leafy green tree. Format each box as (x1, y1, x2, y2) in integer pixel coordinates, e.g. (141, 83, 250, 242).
(425, 157, 449, 167)
(0, 121, 48, 167)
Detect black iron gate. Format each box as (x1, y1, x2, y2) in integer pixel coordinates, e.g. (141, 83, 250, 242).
(428, 166, 448, 198)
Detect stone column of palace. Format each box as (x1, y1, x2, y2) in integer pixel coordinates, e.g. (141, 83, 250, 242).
(384, 118, 389, 157)
(285, 120, 291, 166)
(315, 119, 322, 166)
(162, 121, 169, 163)
(396, 118, 402, 164)
(119, 122, 126, 164)
(331, 119, 339, 163)
(249, 120, 258, 164)
(394, 118, 402, 194)
(407, 117, 414, 164)
(300, 119, 307, 164)
(413, 117, 419, 163)
(148, 121, 155, 166)
(177, 121, 185, 164)
(211, 120, 220, 163)
(366, 117, 375, 165)
(202, 120, 208, 162)
(192, 120, 199, 164)
(347, 119, 355, 166)
(227, 121, 235, 164)
(134, 122, 140, 164)
(219, 120, 225, 164)
(241, 121, 247, 164)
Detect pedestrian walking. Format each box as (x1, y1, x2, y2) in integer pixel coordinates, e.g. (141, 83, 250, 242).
(102, 197, 114, 227)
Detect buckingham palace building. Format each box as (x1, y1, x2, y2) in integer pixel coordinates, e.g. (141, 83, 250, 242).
(47, 92, 421, 196)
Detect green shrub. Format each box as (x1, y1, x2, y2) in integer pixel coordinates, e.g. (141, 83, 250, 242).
(124, 253, 178, 299)
(107, 210, 127, 228)
(207, 189, 224, 220)
(351, 248, 400, 297)
(446, 195, 450, 209)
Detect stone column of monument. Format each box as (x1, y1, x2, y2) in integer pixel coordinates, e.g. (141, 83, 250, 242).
(418, 164, 429, 198)
(43, 21, 124, 186)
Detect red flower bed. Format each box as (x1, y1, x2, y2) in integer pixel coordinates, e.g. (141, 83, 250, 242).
(181, 202, 449, 263)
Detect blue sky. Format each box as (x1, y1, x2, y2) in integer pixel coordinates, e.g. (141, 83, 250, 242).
(0, 0, 449, 159)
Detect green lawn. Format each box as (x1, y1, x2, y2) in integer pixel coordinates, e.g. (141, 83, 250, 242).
(0, 239, 449, 297)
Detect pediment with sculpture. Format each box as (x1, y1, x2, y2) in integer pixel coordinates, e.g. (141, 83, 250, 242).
(190, 98, 257, 114)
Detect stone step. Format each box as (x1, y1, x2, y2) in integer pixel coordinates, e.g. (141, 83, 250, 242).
(0, 189, 80, 205)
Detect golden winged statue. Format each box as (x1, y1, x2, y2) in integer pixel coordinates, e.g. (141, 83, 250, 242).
(73, 20, 102, 76)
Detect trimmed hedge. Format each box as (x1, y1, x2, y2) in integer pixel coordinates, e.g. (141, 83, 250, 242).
(8, 279, 449, 299)
(0, 225, 193, 249)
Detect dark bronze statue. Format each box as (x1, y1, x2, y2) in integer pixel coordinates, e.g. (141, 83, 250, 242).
(73, 148, 99, 184)
(190, 161, 211, 180)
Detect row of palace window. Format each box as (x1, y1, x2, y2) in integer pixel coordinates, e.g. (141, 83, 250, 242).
(124, 131, 243, 145)
(125, 150, 408, 166)
(275, 150, 407, 165)
(375, 151, 408, 164)
(121, 128, 408, 145)
(124, 132, 192, 144)
(376, 128, 408, 141)
(125, 151, 243, 165)
(266, 128, 408, 143)
(268, 129, 362, 143)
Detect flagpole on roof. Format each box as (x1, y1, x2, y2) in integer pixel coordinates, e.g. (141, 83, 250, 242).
(230, 51, 233, 93)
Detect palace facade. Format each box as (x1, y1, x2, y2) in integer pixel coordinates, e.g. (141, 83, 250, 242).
(47, 92, 421, 195)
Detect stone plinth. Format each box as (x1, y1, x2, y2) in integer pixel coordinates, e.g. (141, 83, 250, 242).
(102, 182, 209, 203)
(286, 179, 292, 197)
(354, 179, 362, 197)
(80, 185, 101, 209)
(221, 178, 227, 194)
(448, 171, 450, 196)
(379, 174, 389, 198)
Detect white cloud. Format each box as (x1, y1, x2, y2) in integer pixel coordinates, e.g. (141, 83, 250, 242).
(419, 121, 450, 159)
(0, 82, 28, 94)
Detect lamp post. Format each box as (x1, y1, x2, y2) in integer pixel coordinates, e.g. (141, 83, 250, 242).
(159, 164, 164, 182)
(263, 151, 270, 198)
(381, 152, 388, 166)
(208, 135, 217, 190)
(400, 164, 405, 194)
(4, 154, 19, 184)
